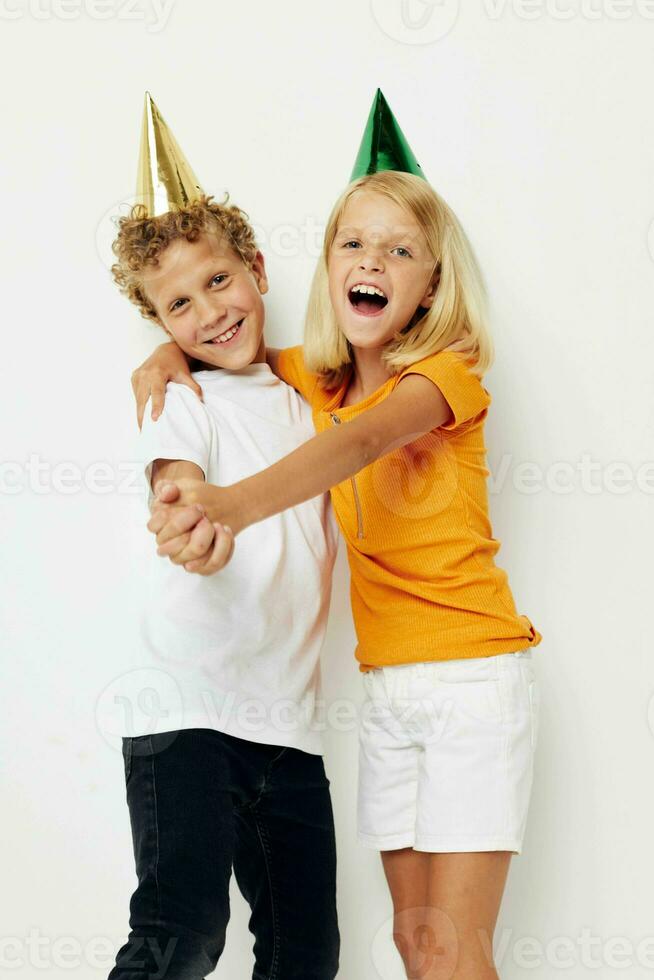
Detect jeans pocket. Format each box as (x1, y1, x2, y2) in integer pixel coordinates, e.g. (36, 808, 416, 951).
(122, 737, 133, 785)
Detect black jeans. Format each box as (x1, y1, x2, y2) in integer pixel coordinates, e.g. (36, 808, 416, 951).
(108, 728, 339, 980)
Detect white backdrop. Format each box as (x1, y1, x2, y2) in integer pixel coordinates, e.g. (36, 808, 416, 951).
(2, 0, 653, 977)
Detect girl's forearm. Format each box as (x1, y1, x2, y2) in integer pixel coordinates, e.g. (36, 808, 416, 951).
(211, 419, 377, 530)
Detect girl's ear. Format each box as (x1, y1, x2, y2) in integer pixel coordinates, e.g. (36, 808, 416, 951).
(419, 264, 441, 308)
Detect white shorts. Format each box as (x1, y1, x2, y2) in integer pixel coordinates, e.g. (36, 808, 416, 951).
(357, 651, 540, 854)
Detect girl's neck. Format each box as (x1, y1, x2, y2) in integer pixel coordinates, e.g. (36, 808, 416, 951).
(343, 346, 394, 406)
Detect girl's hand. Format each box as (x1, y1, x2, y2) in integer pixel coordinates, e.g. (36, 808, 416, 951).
(149, 478, 232, 526)
(131, 341, 203, 430)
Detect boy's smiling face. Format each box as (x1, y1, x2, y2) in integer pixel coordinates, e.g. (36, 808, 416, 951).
(142, 230, 268, 370)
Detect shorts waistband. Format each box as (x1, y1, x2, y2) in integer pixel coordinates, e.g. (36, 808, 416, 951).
(370, 650, 531, 681)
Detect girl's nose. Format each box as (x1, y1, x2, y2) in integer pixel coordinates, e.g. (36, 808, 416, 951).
(359, 248, 384, 273)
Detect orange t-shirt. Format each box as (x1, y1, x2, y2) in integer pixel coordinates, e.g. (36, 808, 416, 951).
(278, 345, 542, 671)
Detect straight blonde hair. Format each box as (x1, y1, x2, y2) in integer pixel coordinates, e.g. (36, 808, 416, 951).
(303, 171, 494, 390)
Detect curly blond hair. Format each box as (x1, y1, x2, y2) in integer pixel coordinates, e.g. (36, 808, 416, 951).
(111, 194, 258, 323)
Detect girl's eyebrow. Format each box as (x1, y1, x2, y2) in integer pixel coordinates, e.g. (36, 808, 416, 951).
(336, 225, 421, 249)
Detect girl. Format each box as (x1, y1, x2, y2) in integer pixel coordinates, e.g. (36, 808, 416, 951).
(133, 170, 542, 979)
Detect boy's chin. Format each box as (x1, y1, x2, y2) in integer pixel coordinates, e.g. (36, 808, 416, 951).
(194, 345, 260, 372)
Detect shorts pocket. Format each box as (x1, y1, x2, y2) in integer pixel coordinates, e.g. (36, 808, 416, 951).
(440, 679, 503, 725)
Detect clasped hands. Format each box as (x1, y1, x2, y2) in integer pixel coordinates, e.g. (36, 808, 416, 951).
(147, 479, 236, 575)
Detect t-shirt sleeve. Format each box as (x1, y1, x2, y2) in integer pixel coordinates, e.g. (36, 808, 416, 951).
(277, 345, 320, 405)
(398, 350, 491, 432)
(138, 382, 213, 497)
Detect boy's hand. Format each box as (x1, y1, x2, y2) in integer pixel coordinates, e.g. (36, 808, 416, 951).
(132, 341, 202, 430)
(147, 483, 236, 574)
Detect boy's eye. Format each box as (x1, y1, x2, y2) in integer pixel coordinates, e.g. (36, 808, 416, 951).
(170, 298, 187, 312)
(341, 240, 361, 249)
(211, 274, 227, 286)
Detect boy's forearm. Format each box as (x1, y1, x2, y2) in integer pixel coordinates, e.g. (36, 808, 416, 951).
(211, 420, 377, 530)
(151, 458, 204, 494)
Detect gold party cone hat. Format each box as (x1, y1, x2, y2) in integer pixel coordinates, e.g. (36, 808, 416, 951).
(136, 91, 205, 216)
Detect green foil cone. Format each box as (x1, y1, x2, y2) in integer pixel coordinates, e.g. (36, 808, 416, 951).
(350, 89, 425, 182)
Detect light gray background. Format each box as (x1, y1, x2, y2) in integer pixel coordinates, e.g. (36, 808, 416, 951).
(2, 0, 653, 977)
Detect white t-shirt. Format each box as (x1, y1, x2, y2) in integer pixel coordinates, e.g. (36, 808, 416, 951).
(113, 363, 337, 755)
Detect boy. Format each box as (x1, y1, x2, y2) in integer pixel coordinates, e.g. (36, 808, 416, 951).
(107, 95, 339, 979)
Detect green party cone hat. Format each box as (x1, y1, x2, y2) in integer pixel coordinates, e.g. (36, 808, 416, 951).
(350, 88, 425, 182)
(136, 91, 205, 217)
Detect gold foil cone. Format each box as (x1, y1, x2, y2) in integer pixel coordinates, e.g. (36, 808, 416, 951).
(136, 92, 204, 217)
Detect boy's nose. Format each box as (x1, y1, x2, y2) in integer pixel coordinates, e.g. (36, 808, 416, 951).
(197, 299, 227, 333)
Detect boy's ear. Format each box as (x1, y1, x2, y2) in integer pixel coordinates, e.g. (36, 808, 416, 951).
(251, 250, 269, 295)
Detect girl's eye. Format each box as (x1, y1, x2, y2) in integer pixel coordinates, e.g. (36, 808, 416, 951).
(341, 240, 361, 249)
(211, 274, 227, 286)
(170, 298, 187, 312)
(392, 246, 411, 258)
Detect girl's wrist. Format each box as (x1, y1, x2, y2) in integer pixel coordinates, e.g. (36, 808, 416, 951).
(206, 483, 250, 537)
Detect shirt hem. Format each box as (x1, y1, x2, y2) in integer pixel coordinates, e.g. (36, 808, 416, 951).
(121, 717, 324, 757)
(356, 634, 542, 672)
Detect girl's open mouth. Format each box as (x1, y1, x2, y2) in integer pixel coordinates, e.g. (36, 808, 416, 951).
(348, 283, 388, 317)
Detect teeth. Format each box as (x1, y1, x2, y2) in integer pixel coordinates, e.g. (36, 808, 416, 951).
(208, 321, 242, 344)
(351, 284, 386, 299)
